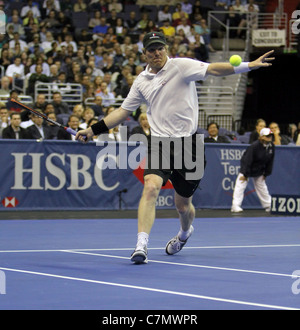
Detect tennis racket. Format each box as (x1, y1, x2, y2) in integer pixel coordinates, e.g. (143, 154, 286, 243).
(10, 98, 79, 137)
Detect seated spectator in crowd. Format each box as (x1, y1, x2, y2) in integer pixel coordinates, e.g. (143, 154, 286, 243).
(269, 122, 290, 145)
(5, 56, 25, 85)
(172, 3, 189, 27)
(288, 123, 297, 142)
(57, 114, 82, 141)
(249, 118, 266, 144)
(5, 90, 24, 115)
(0, 76, 11, 95)
(293, 122, 300, 144)
(27, 64, 50, 96)
(34, 93, 47, 112)
(130, 113, 150, 137)
(51, 91, 70, 115)
(225, 5, 243, 38)
(204, 122, 230, 143)
(93, 17, 109, 41)
(97, 82, 115, 107)
(26, 110, 56, 140)
(90, 95, 105, 117)
(125, 11, 139, 34)
(79, 108, 95, 130)
(159, 19, 176, 39)
(20, 0, 41, 19)
(89, 10, 102, 29)
(45, 111, 60, 139)
(158, 5, 173, 24)
(72, 103, 85, 123)
(2, 112, 29, 139)
(0, 106, 10, 131)
(73, 0, 87, 12)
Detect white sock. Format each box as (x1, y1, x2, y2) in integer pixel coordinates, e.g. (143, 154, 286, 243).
(136, 232, 149, 249)
(178, 227, 191, 241)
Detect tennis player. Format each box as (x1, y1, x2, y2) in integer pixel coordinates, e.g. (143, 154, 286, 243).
(76, 32, 274, 264)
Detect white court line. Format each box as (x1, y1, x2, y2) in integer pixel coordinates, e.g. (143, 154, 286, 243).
(1, 243, 300, 253)
(0, 266, 298, 311)
(63, 250, 300, 279)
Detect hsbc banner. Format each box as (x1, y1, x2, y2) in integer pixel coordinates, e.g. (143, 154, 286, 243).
(0, 141, 299, 211)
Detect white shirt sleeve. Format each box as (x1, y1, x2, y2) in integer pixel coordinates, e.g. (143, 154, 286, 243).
(173, 58, 209, 83)
(121, 78, 145, 112)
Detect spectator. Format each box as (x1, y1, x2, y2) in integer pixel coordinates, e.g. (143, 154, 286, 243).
(73, 0, 87, 12)
(269, 122, 290, 145)
(125, 11, 139, 34)
(27, 64, 50, 96)
(130, 112, 150, 137)
(26, 110, 56, 140)
(225, 5, 243, 38)
(5, 56, 24, 84)
(293, 122, 300, 143)
(72, 104, 85, 123)
(51, 91, 70, 115)
(20, 0, 41, 19)
(0, 76, 11, 95)
(288, 123, 297, 142)
(2, 112, 29, 139)
(108, 0, 123, 13)
(45, 111, 60, 139)
(57, 114, 82, 140)
(97, 82, 115, 107)
(34, 94, 47, 112)
(181, 0, 193, 15)
(93, 17, 109, 41)
(231, 128, 275, 213)
(158, 5, 172, 24)
(160, 19, 176, 39)
(60, 33, 78, 53)
(0, 48, 11, 71)
(6, 15, 25, 39)
(5, 90, 24, 115)
(79, 108, 96, 129)
(0, 107, 10, 130)
(249, 118, 266, 144)
(194, 18, 215, 52)
(172, 3, 189, 26)
(204, 122, 230, 143)
(90, 95, 104, 117)
(88, 11, 102, 29)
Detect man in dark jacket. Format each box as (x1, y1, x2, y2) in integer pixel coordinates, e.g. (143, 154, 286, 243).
(231, 128, 275, 213)
(26, 110, 56, 140)
(2, 112, 29, 139)
(204, 122, 230, 143)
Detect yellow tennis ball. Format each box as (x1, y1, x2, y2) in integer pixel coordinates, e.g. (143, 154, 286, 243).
(229, 55, 242, 67)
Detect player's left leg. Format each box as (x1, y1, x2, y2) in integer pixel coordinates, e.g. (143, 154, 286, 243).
(165, 192, 195, 255)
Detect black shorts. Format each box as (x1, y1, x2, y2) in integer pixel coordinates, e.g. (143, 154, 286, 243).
(143, 133, 206, 198)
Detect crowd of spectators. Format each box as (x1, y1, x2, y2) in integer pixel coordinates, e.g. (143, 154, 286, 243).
(0, 0, 298, 145)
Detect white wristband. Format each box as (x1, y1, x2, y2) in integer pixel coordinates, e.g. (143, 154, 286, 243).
(234, 62, 250, 74)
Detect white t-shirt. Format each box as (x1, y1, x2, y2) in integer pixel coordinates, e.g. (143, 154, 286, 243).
(121, 57, 209, 137)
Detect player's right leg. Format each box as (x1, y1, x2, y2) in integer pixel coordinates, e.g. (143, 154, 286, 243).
(131, 174, 163, 264)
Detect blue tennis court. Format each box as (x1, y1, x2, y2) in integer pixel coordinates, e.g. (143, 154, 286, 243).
(0, 214, 299, 310)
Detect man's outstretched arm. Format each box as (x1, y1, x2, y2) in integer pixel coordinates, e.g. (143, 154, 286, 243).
(206, 50, 275, 76)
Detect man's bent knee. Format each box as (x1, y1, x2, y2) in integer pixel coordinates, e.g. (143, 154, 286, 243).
(143, 175, 163, 200)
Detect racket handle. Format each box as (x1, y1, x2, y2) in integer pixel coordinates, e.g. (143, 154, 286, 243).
(65, 127, 87, 140)
(65, 127, 77, 136)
